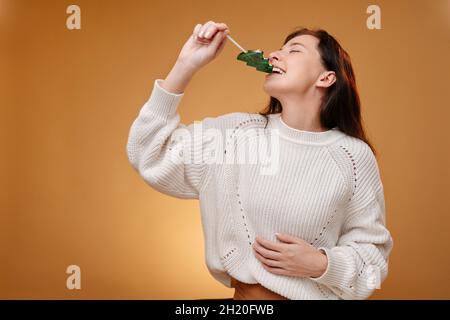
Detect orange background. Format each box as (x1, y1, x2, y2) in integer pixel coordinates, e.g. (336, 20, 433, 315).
(1, 0, 449, 299)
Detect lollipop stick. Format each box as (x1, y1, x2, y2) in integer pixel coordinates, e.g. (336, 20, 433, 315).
(226, 34, 247, 53)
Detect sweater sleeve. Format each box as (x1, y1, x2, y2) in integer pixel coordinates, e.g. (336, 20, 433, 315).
(126, 79, 218, 199)
(310, 143, 394, 300)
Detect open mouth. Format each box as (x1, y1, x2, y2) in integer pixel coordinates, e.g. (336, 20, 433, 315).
(268, 66, 286, 75)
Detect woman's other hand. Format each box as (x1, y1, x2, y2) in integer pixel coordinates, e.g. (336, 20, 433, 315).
(252, 233, 328, 278)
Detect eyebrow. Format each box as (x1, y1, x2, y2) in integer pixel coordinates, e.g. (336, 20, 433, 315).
(279, 42, 308, 50)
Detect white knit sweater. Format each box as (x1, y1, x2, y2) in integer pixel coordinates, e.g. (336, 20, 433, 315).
(126, 79, 394, 300)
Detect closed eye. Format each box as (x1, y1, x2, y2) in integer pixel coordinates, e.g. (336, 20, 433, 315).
(289, 50, 300, 53)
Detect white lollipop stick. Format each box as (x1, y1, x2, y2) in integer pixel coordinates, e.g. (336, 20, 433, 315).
(226, 34, 247, 53)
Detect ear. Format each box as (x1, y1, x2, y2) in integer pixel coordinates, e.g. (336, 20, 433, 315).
(316, 71, 336, 88)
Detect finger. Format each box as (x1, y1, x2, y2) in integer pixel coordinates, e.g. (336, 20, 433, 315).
(259, 261, 291, 276)
(215, 22, 230, 32)
(253, 241, 283, 260)
(253, 250, 283, 268)
(199, 20, 215, 38)
(275, 233, 301, 244)
(255, 236, 284, 252)
(202, 21, 229, 40)
(210, 30, 228, 53)
(203, 22, 222, 40)
(215, 35, 227, 56)
(192, 23, 202, 39)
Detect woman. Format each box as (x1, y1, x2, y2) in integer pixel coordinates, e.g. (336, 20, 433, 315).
(126, 21, 393, 300)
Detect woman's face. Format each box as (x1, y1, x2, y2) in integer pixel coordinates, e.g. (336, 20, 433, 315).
(263, 34, 330, 100)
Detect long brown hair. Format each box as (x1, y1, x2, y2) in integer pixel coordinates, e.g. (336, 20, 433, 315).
(259, 27, 376, 156)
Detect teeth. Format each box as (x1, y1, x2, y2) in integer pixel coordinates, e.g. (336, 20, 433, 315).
(272, 67, 285, 74)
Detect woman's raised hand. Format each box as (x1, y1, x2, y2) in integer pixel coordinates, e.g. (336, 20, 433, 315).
(177, 21, 230, 73)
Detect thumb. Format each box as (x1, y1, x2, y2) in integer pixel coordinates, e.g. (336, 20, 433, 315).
(211, 30, 228, 54)
(215, 34, 228, 56)
(275, 233, 299, 244)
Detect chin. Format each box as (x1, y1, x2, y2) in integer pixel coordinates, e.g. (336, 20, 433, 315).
(262, 82, 277, 95)
(262, 83, 283, 100)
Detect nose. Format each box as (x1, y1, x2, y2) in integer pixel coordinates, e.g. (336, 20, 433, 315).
(268, 51, 280, 64)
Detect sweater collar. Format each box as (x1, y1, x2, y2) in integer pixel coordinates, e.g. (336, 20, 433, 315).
(269, 113, 345, 145)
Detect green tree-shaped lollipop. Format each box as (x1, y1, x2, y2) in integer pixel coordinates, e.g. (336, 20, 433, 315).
(226, 34, 273, 74)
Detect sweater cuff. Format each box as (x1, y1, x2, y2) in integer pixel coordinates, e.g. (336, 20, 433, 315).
(144, 79, 184, 121)
(309, 246, 352, 288)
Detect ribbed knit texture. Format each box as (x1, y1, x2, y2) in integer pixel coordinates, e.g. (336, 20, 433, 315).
(126, 79, 394, 300)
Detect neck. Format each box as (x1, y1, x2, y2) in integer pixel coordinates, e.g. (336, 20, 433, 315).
(278, 90, 326, 132)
